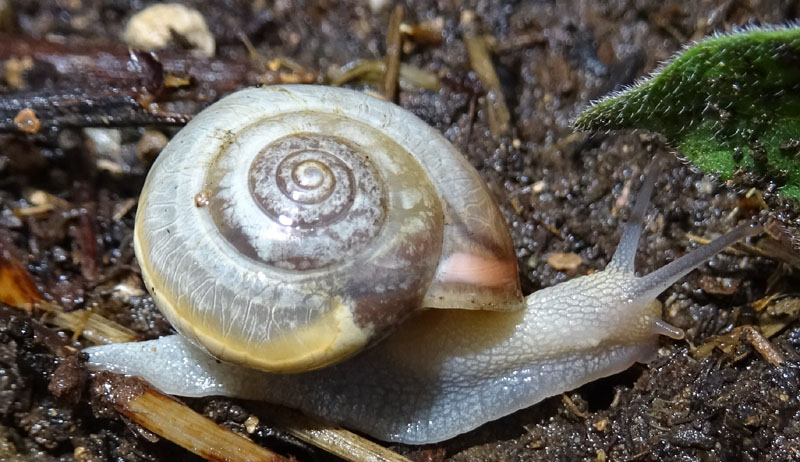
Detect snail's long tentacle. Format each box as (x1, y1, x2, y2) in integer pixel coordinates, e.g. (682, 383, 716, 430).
(633, 223, 760, 304)
(609, 162, 659, 272)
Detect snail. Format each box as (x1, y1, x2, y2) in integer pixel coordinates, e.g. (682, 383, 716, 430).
(86, 85, 757, 444)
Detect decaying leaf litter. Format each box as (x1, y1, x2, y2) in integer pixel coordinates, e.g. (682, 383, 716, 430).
(0, 1, 798, 461)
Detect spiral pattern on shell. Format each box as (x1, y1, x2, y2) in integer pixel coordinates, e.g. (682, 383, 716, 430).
(209, 133, 386, 270)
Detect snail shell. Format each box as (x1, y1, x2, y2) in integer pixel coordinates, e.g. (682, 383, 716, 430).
(135, 85, 523, 372)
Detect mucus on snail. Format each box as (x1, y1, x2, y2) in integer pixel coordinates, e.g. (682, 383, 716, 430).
(86, 85, 757, 444)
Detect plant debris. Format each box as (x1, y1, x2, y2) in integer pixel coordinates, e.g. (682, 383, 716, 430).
(461, 10, 510, 137)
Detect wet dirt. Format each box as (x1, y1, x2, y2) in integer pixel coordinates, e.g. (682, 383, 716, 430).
(0, 0, 799, 461)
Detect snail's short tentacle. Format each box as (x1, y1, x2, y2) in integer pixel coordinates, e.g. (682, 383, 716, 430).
(609, 162, 659, 272)
(649, 317, 685, 339)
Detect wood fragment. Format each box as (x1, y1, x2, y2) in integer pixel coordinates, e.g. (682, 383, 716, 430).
(45, 308, 139, 344)
(396, 64, 441, 91)
(12, 203, 53, 217)
(751, 293, 781, 312)
(594, 418, 609, 431)
(0, 244, 41, 309)
(461, 11, 510, 137)
(0, 36, 317, 131)
(756, 233, 800, 269)
(739, 326, 785, 365)
(237, 33, 318, 85)
(74, 187, 99, 281)
(399, 18, 444, 46)
(541, 221, 562, 238)
(696, 274, 740, 295)
(547, 252, 582, 272)
(0, 87, 187, 132)
(112, 198, 138, 222)
(329, 60, 440, 91)
(29, 189, 71, 210)
(692, 325, 785, 366)
(727, 188, 768, 221)
(12, 108, 40, 133)
(561, 394, 589, 418)
(382, 6, 404, 101)
(492, 31, 546, 53)
(93, 373, 288, 462)
(262, 405, 414, 462)
(0, 35, 274, 93)
(756, 296, 800, 338)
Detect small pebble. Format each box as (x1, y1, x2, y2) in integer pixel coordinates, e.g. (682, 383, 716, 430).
(13, 108, 40, 134)
(137, 130, 169, 165)
(547, 252, 582, 272)
(244, 415, 259, 434)
(124, 3, 215, 57)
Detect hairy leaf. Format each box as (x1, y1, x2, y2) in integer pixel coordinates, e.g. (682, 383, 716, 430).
(574, 26, 800, 201)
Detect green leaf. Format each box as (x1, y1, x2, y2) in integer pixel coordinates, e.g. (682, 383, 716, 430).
(574, 26, 800, 201)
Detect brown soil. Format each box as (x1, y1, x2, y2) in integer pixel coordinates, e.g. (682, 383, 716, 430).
(1, 1, 798, 461)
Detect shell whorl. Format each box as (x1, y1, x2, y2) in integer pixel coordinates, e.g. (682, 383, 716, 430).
(208, 133, 386, 270)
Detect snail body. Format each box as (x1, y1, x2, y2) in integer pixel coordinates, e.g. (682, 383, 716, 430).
(86, 85, 755, 444)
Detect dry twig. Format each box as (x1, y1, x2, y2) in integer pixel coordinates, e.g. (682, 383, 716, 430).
(93, 373, 289, 462)
(461, 11, 510, 137)
(263, 405, 414, 462)
(0, 36, 317, 131)
(382, 6, 404, 101)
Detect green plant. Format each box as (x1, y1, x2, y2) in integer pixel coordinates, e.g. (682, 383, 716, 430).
(575, 26, 800, 201)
